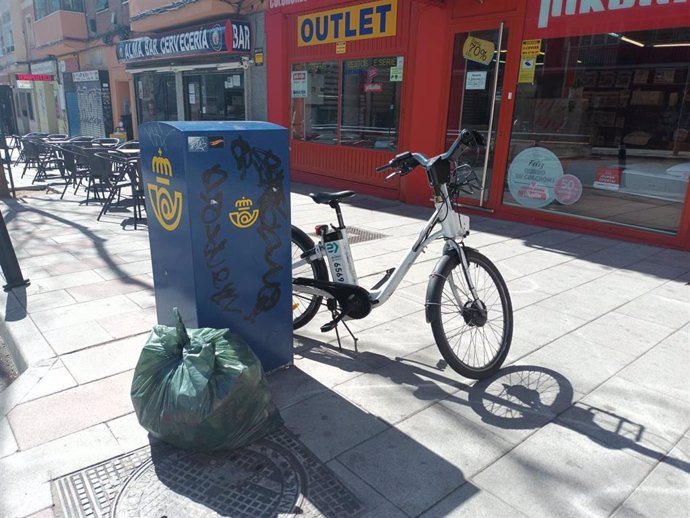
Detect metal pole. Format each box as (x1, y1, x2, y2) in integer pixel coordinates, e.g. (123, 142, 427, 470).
(1, 134, 16, 198)
(0, 208, 30, 291)
(479, 22, 504, 207)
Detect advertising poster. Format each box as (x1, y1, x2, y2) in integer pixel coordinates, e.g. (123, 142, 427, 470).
(462, 36, 495, 65)
(466, 71, 487, 90)
(594, 166, 622, 191)
(507, 147, 564, 208)
(291, 71, 308, 98)
(518, 59, 536, 84)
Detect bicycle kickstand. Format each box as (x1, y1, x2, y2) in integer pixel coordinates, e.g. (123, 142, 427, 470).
(322, 303, 359, 352)
(335, 319, 359, 353)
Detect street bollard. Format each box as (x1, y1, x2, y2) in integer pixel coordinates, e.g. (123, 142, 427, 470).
(0, 208, 29, 291)
(0, 133, 16, 199)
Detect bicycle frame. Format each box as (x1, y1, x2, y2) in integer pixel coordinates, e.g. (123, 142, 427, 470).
(294, 184, 470, 308)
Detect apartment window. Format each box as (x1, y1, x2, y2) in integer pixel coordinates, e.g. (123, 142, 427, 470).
(34, 0, 85, 20)
(25, 15, 34, 48)
(291, 56, 404, 150)
(1, 13, 13, 54)
(96, 0, 109, 12)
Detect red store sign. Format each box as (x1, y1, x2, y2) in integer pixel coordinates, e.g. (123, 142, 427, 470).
(16, 74, 54, 82)
(525, 0, 689, 39)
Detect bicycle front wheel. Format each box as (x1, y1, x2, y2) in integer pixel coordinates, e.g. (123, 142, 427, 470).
(427, 247, 512, 379)
(291, 225, 328, 329)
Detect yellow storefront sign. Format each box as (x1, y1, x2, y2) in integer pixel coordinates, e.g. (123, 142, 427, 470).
(521, 39, 542, 58)
(297, 0, 397, 47)
(462, 36, 495, 66)
(518, 58, 536, 84)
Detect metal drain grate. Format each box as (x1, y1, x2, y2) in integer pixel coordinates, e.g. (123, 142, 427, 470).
(344, 226, 389, 245)
(51, 427, 364, 518)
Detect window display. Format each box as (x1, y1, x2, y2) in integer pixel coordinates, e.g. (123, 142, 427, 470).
(291, 57, 403, 150)
(135, 73, 177, 124)
(291, 62, 339, 144)
(505, 29, 690, 234)
(184, 73, 245, 122)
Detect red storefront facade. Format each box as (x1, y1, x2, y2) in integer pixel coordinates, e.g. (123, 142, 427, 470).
(267, 0, 690, 250)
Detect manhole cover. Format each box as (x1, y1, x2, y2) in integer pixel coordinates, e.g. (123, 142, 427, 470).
(113, 443, 302, 517)
(52, 428, 363, 518)
(340, 226, 389, 245)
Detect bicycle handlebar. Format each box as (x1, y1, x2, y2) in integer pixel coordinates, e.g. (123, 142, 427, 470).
(375, 128, 485, 175)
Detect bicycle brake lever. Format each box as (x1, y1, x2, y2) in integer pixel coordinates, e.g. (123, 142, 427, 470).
(385, 171, 398, 182)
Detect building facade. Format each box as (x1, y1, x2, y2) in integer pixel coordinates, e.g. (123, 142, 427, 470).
(266, 0, 690, 250)
(0, 0, 132, 137)
(0, 0, 32, 135)
(121, 0, 267, 136)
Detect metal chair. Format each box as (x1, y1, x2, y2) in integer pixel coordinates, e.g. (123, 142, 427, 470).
(96, 151, 144, 227)
(58, 138, 94, 199)
(94, 138, 120, 148)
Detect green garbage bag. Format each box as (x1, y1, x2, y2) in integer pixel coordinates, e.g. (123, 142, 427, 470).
(131, 309, 283, 451)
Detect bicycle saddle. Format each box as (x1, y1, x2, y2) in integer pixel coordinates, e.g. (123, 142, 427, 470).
(309, 190, 356, 204)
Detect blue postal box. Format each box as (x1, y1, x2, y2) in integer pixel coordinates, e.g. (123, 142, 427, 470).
(139, 121, 292, 371)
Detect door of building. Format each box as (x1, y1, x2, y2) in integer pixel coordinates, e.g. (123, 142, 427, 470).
(445, 18, 520, 208)
(0, 86, 18, 135)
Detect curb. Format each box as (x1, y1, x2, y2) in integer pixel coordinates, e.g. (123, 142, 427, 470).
(0, 286, 57, 375)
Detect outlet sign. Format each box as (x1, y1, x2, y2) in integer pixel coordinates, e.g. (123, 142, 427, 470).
(297, 0, 397, 47)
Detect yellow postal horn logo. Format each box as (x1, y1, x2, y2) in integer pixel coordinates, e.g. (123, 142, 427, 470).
(229, 197, 259, 229)
(147, 149, 183, 231)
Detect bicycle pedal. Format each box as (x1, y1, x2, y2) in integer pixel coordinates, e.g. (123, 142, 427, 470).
(320, 320, 338, 333)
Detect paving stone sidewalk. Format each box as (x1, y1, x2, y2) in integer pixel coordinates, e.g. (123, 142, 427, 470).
(1, 174, 689, 517)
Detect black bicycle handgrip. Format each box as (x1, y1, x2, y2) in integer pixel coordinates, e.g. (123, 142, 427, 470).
(375, 164, 390, 172)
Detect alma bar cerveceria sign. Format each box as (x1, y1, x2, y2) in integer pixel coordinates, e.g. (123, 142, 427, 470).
(298, 0, 397, 47)
(116, 20, 251, 63)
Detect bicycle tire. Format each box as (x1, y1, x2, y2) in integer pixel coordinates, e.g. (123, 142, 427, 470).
(291, 225, 329, 329)
(427, 247, 512, 379)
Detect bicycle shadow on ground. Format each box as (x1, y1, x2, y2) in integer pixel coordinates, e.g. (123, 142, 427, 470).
(140, 358, 484, 517)
(295, 336, 690, 477)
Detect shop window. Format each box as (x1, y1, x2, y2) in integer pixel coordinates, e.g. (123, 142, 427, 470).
(505, 29, 690, 234)
(341, 57, 402, 150)
(184, 73, 245, 122)
(20, 92, 34, 121)
(291, 57, 404, 149)
(291, 62, 339, 144)
(135, 73, 177, 124)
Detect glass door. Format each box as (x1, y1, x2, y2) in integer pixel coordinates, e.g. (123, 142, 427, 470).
(446, 24, 508, 206)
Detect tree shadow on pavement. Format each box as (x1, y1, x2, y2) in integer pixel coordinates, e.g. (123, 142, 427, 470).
(0, 197, 150, 291)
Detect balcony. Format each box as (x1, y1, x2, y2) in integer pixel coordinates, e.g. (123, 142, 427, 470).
(129, 0, 265, 32)
(34, 10, 87, 54)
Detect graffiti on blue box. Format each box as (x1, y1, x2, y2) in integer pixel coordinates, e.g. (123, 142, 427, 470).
(169, 136, 289, 322)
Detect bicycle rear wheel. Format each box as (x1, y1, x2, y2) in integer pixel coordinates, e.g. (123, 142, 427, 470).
(291, 225, 328, 329)
(427, 247, 512, 379)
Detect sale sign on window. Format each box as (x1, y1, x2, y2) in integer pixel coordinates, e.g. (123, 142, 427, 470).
(594, 166, 622, 191)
